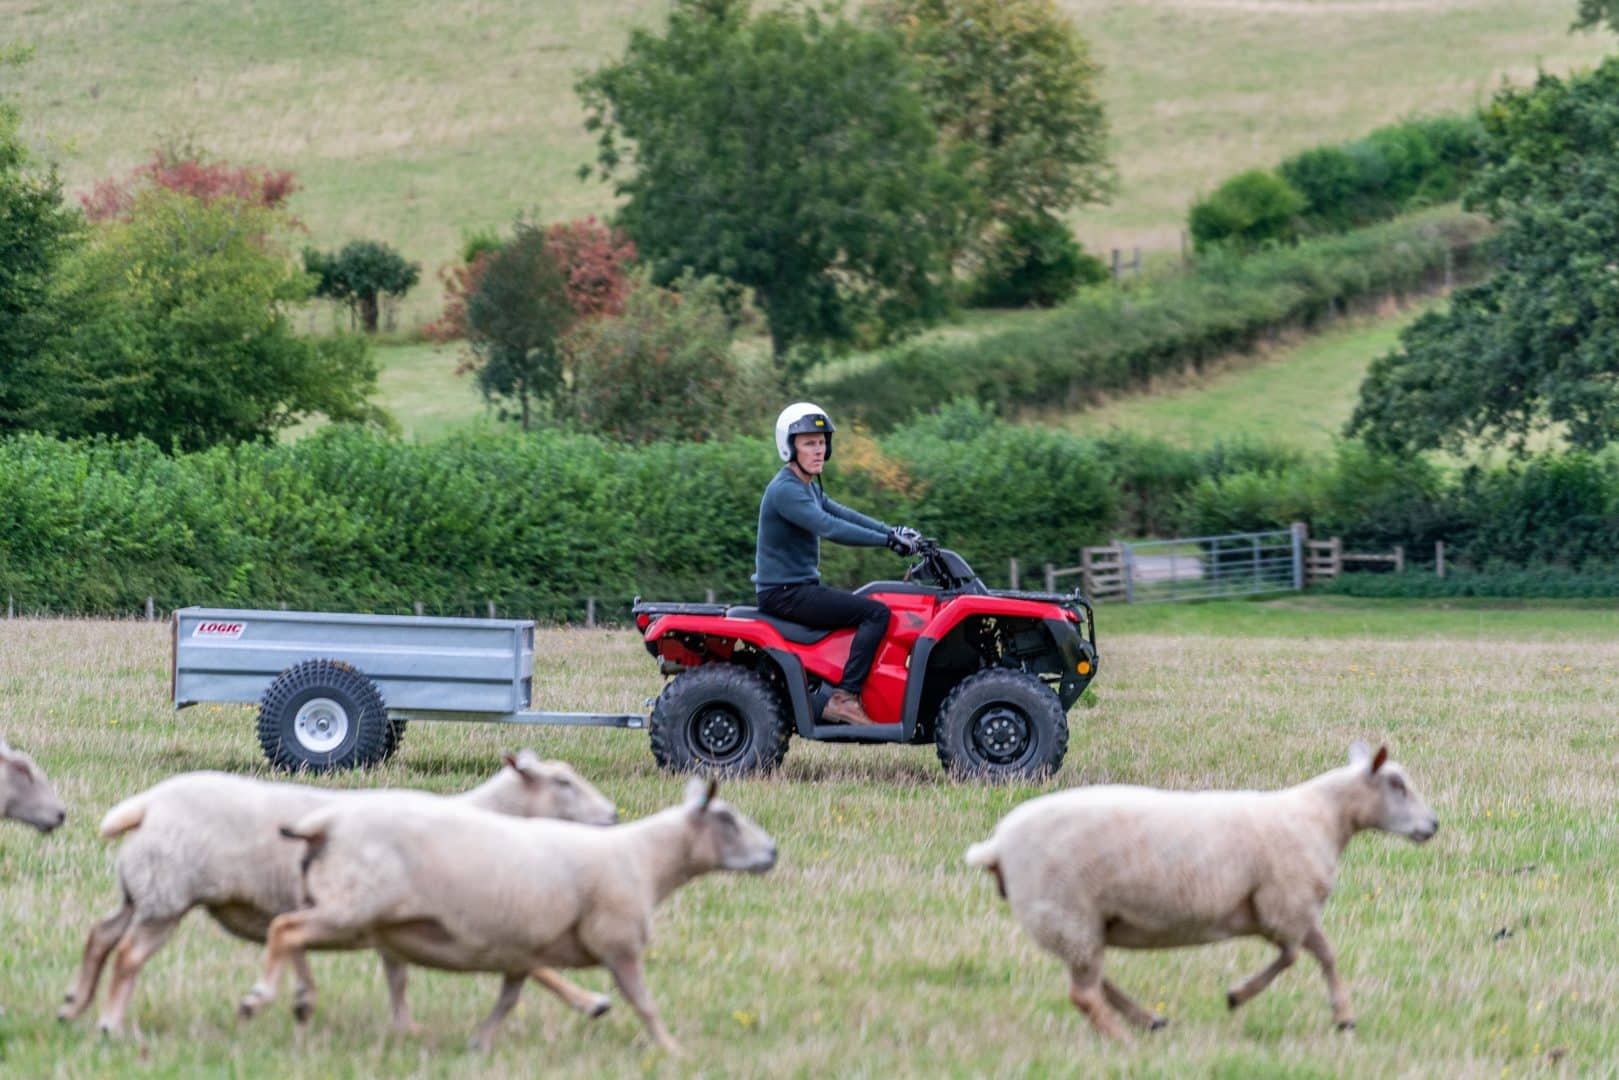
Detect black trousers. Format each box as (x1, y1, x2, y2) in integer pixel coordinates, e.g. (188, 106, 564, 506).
(757, 583, 890, 692)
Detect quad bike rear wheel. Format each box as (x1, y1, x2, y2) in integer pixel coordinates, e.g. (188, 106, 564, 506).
(649, 663, 791, 776)
(935, 667, 1067, 779)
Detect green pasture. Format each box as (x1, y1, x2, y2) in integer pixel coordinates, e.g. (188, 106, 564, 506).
(7, 0, 1608, 328)
(1, 599, 1613, 1075)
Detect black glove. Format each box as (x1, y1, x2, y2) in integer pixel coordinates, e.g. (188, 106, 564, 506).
(886, 526, 922, 556)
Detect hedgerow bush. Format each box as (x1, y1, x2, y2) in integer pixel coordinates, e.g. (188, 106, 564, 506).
(1187, 169, 1305, 252)
(819, 208, 1489, 431)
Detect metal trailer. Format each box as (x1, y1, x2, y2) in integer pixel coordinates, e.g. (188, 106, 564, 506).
(172, 607, 644, 772)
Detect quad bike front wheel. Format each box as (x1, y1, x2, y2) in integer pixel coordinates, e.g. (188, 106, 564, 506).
(649, 663, 791, 776)
(935, 668, 1068, 780)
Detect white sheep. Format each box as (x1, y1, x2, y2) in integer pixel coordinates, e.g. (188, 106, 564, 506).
(964, 741, 1438, 1039)
(61, 750, 618, 1036)
(239, 777, 777, 1053)
(0, 736, 66, 833)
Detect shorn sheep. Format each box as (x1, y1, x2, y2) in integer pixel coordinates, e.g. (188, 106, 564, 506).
(61, 751, 617, 1036)
(240, 777, 778, 1053)
(965, 741, 1437, 1039)
(0, 736, 66, 833)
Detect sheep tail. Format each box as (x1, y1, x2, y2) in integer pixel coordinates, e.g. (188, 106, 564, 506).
(965, 838, 1007, 900)
(98, 792, 152, 839)
(279, 808, 336, 876)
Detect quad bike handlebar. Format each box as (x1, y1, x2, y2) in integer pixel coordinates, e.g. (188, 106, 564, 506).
(904, 537, 1096, 625)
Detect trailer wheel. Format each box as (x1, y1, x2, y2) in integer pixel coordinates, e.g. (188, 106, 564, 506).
(934, 668, 1067, 780)
(257, 659, 392, 773)
(649, 663, 790, 776)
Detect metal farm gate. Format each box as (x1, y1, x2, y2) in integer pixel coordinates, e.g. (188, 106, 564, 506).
(1112, 528, 1303, 604)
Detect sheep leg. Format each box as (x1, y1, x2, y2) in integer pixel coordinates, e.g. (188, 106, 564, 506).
(379, 952, 420, 1034)
(59, 897, 136, 1021)
(467, 972, 526, 1053)
(97, 915, 181, 1037)
(1067, 964, 1131, 1042)
(531, 966, 612, 1018)
(1303, 924, 1354, 1030)
(605, 953, 681, 1054)
(1103, 978, 1166, 1031)
(241, 908, 347, 1020)
(1226, 943, 1297, 1011)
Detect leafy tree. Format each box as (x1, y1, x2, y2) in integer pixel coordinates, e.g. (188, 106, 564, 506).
(0, 52, 81, 435)
(968, 211, 1107, 308)
(1574, 0, 1619, 32)
(463, 221, 577, 430)
(562, 272, 779, 443)
(31, 189, 387, 450)
(1188, 169, 1305, 252)
(875, 0, 1111, 259)
(80, 146, 298, 223)
(303, 240, 421, 333)
(578, 0, 966, 360)
(1349, 59, 1619, 454)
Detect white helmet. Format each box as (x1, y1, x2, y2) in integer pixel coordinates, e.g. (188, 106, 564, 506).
(774, 402, 836, 464)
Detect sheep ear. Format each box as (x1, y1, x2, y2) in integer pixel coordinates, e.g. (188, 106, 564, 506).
(701, 777, 718, 810)
(1348, 740, 1371, 767)
(683, 776, 708, 806)
(1370, 745, 1388, 774)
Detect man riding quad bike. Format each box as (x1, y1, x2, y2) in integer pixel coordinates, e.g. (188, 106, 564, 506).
(631, 404, 1098, 780)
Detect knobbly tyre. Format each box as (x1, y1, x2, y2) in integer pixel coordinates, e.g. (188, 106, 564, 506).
(633, 539, 1099, 779)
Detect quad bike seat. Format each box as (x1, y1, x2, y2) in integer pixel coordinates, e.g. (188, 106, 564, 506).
(725, 606, 836, 645)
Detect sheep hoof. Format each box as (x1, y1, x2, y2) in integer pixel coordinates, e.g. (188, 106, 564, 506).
(588, 996, 612, 1020)
(1336, 1020, 1356, 1033)
(1226, 991, 1239, 1011)
(237, 999, 258, 1021)
(1149, 1017, 1169, 1032)
(293, 1000, 314, 1024)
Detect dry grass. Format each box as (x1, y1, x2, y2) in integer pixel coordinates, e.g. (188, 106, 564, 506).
(5, 0, 1608, 328)
(1, 604, 1615, 1075)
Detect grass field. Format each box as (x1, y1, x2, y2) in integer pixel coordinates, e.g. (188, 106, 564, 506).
(1058, 302, 1428, 452)
(6, 0, 1608, 327)
(2, 598, 1614, 1076)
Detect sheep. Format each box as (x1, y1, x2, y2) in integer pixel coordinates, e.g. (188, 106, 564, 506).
(239, 776, 777, 1053)
(60, 750, 618, 1037)
(964, 741, 1438, 1040)
(0, 735, 66, 833)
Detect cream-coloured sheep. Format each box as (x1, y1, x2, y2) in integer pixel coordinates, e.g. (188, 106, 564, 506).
(965, 741, 1437, 1039)
(0, 736, 66, 833)
(61, 751, 617, 1036)
(239, 777, 777, 1053)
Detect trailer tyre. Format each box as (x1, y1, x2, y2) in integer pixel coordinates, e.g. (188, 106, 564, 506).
(649, 663, 790, 776)
(257, 659, 392, 773)
(935, 668, 1067, 780)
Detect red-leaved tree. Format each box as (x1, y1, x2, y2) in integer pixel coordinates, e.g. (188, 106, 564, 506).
(426, 216, 635, 342)
(81, 149, 299, 223)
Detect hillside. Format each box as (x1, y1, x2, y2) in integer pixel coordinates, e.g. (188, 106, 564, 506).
(7, 0, 1609, 327)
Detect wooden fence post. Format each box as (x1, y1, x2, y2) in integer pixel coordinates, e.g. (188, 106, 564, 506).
(705, 588, 716, 604)
(1331, 537, 1342, 578)
(6, 596, 12, 619)
(487, 601, 497, 618)
(145, 597, 155, 621)
(1435, 540, 1445, 579)
(1008, 558, 1020, 590)
(1393, 545, 1405, 574)
(413, 601, 424, 616)
(1044, 563, 1056, 593)
(586, 597, 596, 629)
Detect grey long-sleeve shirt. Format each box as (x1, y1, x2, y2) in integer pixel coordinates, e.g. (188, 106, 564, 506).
(753, 466, 890, 590)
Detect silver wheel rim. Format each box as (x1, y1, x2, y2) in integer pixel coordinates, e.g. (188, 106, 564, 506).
(293, 697, 349, 753)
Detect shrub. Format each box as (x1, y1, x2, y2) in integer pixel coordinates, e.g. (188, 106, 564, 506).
(1188, 169, 1305, 252)
(562, 272, 779, 444)
(80, 147, 297, 223)
(968, 213, 1108, 308)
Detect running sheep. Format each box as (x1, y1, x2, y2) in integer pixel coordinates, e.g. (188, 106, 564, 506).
(239, 777, 778, 1053)
(0, 736, 66, 834)
(965, 741, 1438, 1039)
(61, 751, 617, 1036)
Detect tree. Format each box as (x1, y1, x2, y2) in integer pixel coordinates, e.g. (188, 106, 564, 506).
(0, 53, 80, 434)
(463, 221, 577, 430)
(875, 0, 1112, 259)
(562, 272, 779, 442)
(80, 146, 298, 223)
(1573, 0, 1619, 33)
(578, 0, 966, 361)
(30, 189, 387, 450)
(303, 240, 421, 333)
(1188, 169, 1305, 252)
(1348, 59, 1619, 455)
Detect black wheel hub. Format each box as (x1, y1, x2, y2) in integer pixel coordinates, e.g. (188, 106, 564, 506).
(690, 705, 747, 763)
(971, 705, 1032, 766)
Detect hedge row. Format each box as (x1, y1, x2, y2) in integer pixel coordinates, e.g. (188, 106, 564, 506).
(1319, 566, 1619, 600)
(817, 208, 1491, 432)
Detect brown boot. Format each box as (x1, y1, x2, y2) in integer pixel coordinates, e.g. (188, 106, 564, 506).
(823, 689, 876, 726)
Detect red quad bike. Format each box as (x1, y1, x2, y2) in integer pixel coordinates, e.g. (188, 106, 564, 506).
(632, 539, 1099, 779)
